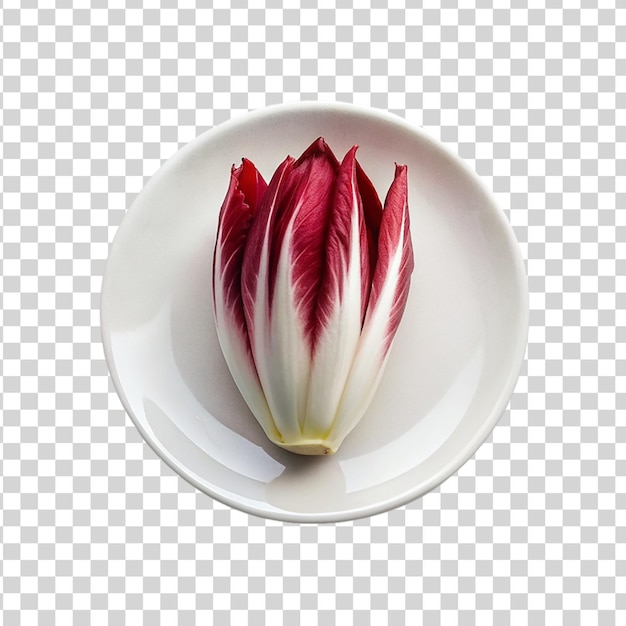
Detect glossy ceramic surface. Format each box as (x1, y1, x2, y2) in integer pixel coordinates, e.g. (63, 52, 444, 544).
(101, 102, 528, 522)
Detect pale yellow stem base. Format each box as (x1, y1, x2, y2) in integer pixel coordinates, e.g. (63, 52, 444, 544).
(276, 440, 336, 456)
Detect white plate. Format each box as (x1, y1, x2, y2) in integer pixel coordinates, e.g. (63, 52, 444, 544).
(101, 102, 528, 523)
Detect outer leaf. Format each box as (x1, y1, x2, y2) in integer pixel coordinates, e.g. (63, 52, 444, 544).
(240, 156, 296, 442)
(212, 159, 279, 441)
(330, 164, 414, 444)
(304, 146, 370, 439)
(241, 139, 342, 444)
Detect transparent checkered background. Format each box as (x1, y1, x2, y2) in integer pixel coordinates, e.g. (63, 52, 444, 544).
(1, 1, 624, 624)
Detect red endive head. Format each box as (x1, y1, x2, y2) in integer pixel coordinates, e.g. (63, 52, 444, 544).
(213, 138, 413, 455)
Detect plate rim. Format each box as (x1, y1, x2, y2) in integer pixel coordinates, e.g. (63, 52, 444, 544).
(101, 100, 529, 523)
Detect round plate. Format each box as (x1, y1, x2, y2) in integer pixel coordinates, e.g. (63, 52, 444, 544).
(101, 102, 528, 523)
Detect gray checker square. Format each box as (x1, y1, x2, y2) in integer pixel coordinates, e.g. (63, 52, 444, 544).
(0, 2, 624, 624)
